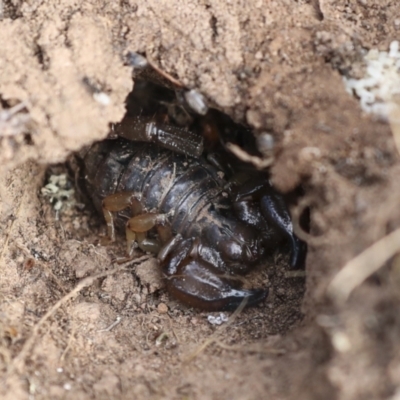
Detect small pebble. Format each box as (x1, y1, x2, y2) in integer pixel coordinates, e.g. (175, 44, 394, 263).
(157, 303, 168, 314)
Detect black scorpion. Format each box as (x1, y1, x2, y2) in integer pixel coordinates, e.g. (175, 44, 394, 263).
(80, 67, 304, 311)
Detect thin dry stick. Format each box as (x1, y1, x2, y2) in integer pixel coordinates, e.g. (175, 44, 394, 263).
(225, 142, 273, 169)
(165, 314, 180, 344)
(146, 55, 184, 88)
(59, 324, 77, 363)
(291, 196, 331, 246)
(15, 240, 68, 294)
(8, 255, 150, 375)
(0, 189, 25, 264)
(214, 340, 286, 355)
(388, 103, 400, 156)
(327, 227, 400, 304)
(184, 297, 248, 364)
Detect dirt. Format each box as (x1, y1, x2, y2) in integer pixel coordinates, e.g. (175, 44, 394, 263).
(1, 1, 400, 399)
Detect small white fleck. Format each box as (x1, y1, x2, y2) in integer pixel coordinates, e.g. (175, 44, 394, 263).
(389, 41, 399, 58)
(63, 383, 72, 391)
(332, 331, 351, 353)
(57, 367, 63, 373)
(54, 200, 63, 211)
(207, 313, 229, 325)
(93, 92, 111, 106)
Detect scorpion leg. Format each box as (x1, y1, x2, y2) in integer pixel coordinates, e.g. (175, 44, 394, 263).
(232, 179, 304, 268)
(103, 191, 173, 256)
(102, 191, 141, 242)
(127, 212, 171, 254)
(111, 116, 204, 158)
(159, 237, 268, 311)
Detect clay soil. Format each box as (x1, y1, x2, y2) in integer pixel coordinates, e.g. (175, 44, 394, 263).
(1, 1, 400, 399)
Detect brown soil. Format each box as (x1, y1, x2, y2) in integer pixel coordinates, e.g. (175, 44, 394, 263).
(1, 1, 400, 399)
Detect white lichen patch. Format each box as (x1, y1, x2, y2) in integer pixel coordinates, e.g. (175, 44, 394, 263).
(344, 41, 400, 122)
(207, 313, 229, 325)
(41, 173, 75, 215)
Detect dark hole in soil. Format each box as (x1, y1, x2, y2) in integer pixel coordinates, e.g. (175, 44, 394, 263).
(65, 75, 307, 319)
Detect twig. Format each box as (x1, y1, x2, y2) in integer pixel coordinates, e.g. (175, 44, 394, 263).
(1, 101, 28, 120)
(214, 340, 286, 355)
(166, 314, 180, 344)
(0, 190, 25, 265)
(15, 240, 67, 294)
(388, 103, 400, 157)
(7, 255, 149, 375)
(184, 297, 248, 363)
(225, 142, 273, 169)
(146, 55, 183, 88)
(291, 195, 330, 246)
(327, 227, 400, 304)
(284, 270, 306, 279)
(0, 101, 30, 137)
(59, 324, 77, 363)
(97, 316, 122, 332)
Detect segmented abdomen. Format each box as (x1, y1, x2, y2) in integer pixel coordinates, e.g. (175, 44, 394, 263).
(83, 139, 228, 236)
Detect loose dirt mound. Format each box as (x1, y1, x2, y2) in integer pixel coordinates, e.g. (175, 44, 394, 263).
(1, 1, 400, 399)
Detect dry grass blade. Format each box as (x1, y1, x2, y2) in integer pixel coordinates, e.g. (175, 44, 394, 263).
(327, 227, 400, 304)
(6, 255, 150, 376)
(214, 340, 286, 355)
(184, 297, 248, 363)
(0, 102, 30, 137)
(388, 102, 400, 157)
(0, 188, 26, 264)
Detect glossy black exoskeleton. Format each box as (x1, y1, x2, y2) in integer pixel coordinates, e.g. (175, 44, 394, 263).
(79, 57, 304, 311)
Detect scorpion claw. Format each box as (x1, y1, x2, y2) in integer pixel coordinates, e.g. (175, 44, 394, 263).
(163, 256, 268, 311)
(232, 178, 306, 269)
(216, 288, 268, 311)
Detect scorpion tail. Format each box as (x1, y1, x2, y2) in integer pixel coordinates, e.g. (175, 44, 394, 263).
(260, 192, 305, 269)
(164, 258, 268, 312)
(288, 233, 302, 269)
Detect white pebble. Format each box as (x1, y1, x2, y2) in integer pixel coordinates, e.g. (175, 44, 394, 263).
(93, 92, 111, 106)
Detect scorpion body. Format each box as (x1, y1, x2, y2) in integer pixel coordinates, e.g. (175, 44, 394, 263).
(81, 137, 303, 311)
(79, 64, 303, 311)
